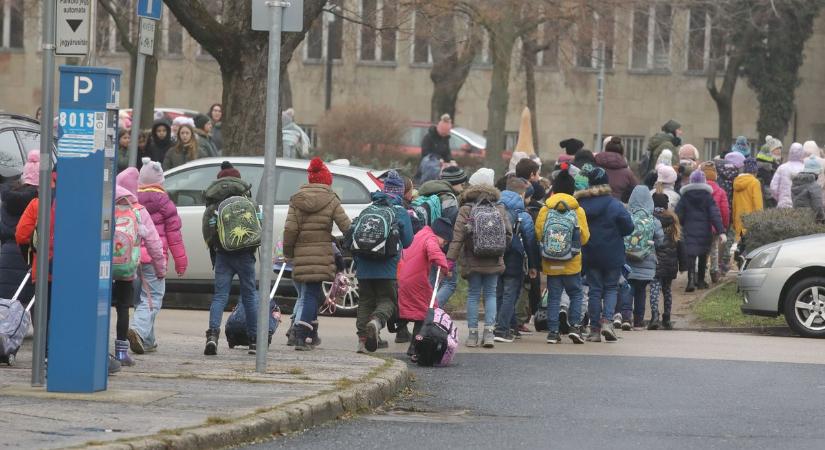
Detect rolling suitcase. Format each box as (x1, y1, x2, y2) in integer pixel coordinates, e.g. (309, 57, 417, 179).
(225, 264, 284, 348)
(413, 268, 458, 367)
(0, 271, 34, 366)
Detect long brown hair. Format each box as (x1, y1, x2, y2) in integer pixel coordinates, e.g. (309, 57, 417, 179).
(655, 183, 682, 242)
(175, 124, 198, 161)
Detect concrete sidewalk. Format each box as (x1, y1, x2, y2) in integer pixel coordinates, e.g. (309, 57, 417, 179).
(0, 315, 409, 449)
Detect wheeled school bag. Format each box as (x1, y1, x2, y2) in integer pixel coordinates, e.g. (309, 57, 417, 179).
(225, 264, 284, 348)
(0, 271, 34, 366)
(414, 268, 458, 367)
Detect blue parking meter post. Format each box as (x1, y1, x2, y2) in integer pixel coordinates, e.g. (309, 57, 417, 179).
(48, 66, 121, 393)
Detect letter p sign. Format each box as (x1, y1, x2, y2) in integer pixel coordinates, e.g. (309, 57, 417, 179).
(73, 76, 93, 102)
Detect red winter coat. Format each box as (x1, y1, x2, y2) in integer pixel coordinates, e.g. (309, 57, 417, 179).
(397, 226, 450, 321)
(708, 180, 730, 231)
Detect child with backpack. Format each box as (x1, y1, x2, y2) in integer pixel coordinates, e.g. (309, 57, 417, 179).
(535, 165, 590, 344)
(202, 162, 262, 355)
(348, 170, 413, 353)
(397, 217, 453, 360)
(494, 177, 539, 343)
(576, 167, 634, 342)
(127, 158, 188, 355)
(446, 168, 512, 348)
(113, 168, 167, 366)
(621, 185, 664, 330)
(649, 192, 681, 330)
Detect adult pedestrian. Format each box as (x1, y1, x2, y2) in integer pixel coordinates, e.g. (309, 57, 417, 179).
(416, 114, 453, 184)
(676, 170, 725, 292)
(0, 150, 39, 302)
(595, 136, 638, 202)
(193, 114, 219, 158)
(771, 142, 806, 208)
(642, 119, 683, 176)
(282, 108, 311, 159)
(207, 103, 223, 153)
(558, 138, 584, 167)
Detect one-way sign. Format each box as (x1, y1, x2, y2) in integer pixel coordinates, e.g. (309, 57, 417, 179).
(56, 0, 91, 56)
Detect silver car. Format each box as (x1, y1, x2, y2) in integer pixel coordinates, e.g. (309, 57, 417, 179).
(163, 157, 382, 313)
(738, 234, 825, 338)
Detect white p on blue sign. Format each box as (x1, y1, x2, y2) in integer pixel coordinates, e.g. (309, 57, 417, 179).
(137, 0, 162, 20)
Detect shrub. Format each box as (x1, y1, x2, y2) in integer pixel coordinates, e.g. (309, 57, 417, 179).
(741, 208, 825, 251)
(316, 102, 412, 170)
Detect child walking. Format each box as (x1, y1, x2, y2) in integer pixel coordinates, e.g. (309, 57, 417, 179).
(622, 185, 664, 330)
(676, 170, 725, 292)
(649, 190, 681, 329)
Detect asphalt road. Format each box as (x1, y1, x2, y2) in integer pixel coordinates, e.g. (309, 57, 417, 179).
(244, 353, 825, 450)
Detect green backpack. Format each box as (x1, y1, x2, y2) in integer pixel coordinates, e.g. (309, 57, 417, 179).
(216, 196, 262, 251)
(624, 209, 656, 262)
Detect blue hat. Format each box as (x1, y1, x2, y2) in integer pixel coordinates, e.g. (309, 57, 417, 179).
(732, 136, 751, 157)
(382, 170, 405, 197)
(802, 156, 822, 174)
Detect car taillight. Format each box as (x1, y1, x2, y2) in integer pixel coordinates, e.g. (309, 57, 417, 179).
(368, 172, 384, 190)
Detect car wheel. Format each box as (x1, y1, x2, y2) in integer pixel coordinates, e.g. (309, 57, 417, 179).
(320, 260, 358, 317)
(783, 277, 825, 338)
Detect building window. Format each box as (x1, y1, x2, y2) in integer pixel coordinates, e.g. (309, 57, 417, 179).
(576, 9, 614, 70)
(594, 135, 646, 162)
(96, 0, 136, 55)
(631, 3, 672, 71)
(359, 0, 397, 63)
(473, 29, 492, 67)
(163, 6, 183, 56)
(505, 131, 519, 151)
(305, 4, 343, 62)
(412, 9, 431, 64)
(0, 0, 24, 49)
(703, 138, 757, 160)
(537, 20, 559, 69)
(687, 7, 726, 73)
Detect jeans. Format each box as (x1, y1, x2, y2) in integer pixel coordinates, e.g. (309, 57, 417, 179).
(561, 285, 589, 312)
(548, 274, 584, 333)
(649, 277, 673, 317)
(292, 279, 305, 323)
(466, 273, 498, 329)
(709, 235, 720, 275)
(298, 282, 322, 324)
(430, 266, 458, 309)
(131, 263, 165, 348)
(624, 279, 650, 323)
(112, 280, 133, 341)
(356, 279, 397, 337)
(587, 267, 621, 330)
(208, 251, 259, 338)
(495, 275, 522, 333)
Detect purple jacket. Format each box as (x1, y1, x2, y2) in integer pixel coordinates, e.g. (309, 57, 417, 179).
(138, 185, 188, 275)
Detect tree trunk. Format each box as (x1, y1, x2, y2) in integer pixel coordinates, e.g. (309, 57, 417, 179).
(281, 69, 293, 110)
(522, 39, 539, 153)
(485, 30, 516, 170)
(429, 12, 480, 123)
(219, 42, 270, 155)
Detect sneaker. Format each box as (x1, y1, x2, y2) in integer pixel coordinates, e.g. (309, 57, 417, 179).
(633, 318, 645, 330)
(559, 307, 570, 335)
(512, 328, 522, 340)
(612, 313, 623, 328)
(546, 331, 561, 344)
(365, 318, 382, 353)
(378, 337, 389, 349)
(601, 323, 618, 342)
(494, 329, 514, 343)
(517, 324, 533, 335)
(586, 330, 602, 342)
(621, 321, 632, 331)
(127, 328, 145, 355)
(108, 355, 121, 375)
(465, 330, 479, 347)
(568, 326, 585, 344)
(482, 327, 495, 348)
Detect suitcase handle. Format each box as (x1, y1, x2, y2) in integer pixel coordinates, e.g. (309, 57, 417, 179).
(429, 267, 441, 310)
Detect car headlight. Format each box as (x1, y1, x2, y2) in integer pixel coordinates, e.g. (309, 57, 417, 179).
(747, 245, 780, 269)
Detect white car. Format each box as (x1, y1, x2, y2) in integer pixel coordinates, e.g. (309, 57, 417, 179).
(163, 157, 382, 313)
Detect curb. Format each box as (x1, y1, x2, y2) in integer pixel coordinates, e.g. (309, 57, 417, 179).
(79, 358, 411, 450)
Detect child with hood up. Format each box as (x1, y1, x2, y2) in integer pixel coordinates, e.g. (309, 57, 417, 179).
(732, 158, 764, 241)
(621, 185, 664, 330)
(792, 157, 825, 223)
(756, 136, 782, 208)
(113, 168, 167, 366)
(676, 170, 725, 292)
(145, 120, 173, 163)
(771, 142, 806, 208)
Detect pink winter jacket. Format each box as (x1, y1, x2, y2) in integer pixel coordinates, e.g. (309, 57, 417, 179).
(116, 169, 167, 279)
(397, 226, 450, 321)
(708, 180, 730, 231)
(138, 185, 188, 275)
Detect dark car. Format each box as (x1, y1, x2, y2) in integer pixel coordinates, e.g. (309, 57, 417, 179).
(0, 113, 49, 184)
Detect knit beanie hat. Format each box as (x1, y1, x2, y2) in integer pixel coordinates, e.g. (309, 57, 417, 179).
(573, 149, 596, 169)
(193, 114, 210, 130)
(381, 170, 405, 197)
(652, 192, 669, 210)
(574, 163, 594, 192)
(139, 157, 165, 185)
(657, 149, 673, 168)
(217, 161, 241, 179)
(700, 161, 717, 182)
(469, 168, 495, 187)
(431, 217, 454, 242)
(551, 163, 576, 195)
(560, 138, 584, 156)
(724, 151, 745, 169)
(604, 137, 623, 155)
(662, 119, 681, 135)
(731, 136, 751, 157)
(689, 169, 706, 184)
(802, 156, 823, 174)
(22, 150, 40, 186)
(765, 135, 782, 152)
(656, 164, 678, 185)
(587, 166, 609, 186)
(678, 144, 699, 161)
(307, 157, 332, 185)
(803, 141, 822, 158)
(440, 166, 467, 185)
(743, 158, 758, 174)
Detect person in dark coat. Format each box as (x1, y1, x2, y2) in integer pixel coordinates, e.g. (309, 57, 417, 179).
(676, 170, 725, 293)
(595, 137, 638, 203)
(145, 120, 173, 163)
(420, 114, 453, 164)
(0, 150, 39, 303)
(575, 167, 634, 342)
(649, 191, 680, 330)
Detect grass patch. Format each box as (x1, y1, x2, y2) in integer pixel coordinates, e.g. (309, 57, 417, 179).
(286, 367, 304, 375)
(336, 377, 354, 389)
(693, 283, 787, 328)
(205, 416, 232, 425)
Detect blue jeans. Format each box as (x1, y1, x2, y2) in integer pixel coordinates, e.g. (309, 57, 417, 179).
(619, 280, 633, 321)
(208, 251, 259, 338)
(548, 274, 584, 333)
(131, 263, 165, 348)
(291, 279, 305, 323)
(495, 275, 522, 333)
(298, 282, 322, 324)
(466, 273, 498, 329)
(430, 266, 458, 309)
(587, 267, 621, 330)
(624, 279, 649, 322)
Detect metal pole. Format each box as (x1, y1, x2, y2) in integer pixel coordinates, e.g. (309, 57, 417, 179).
(256, 0, 285, 373)
(324, 14, 333, 111)
(595, 42, 606, 152)
(33, 0, 57, 387)
(127, 52, 147, 167)
(85, 0, 96, 66)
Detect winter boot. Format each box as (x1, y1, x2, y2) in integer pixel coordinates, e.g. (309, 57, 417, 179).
(696, 272, 709, 290)
(310, 321, 322, 347)
(108, 355, 121, 375)
(482, 326, 495, 348)
(365, 318, 384, 352)
(286, 324, 296, 346)
(685, 270, 696, 293)
(600, 320, 618, 342)
(395, 323, 411, 343)
(465, 329, 479, 347)
(647, 312, 661, 330)
(114, 340, 134, 367)
(248, 335, 257, 355)
(662, 314, 673, 330)
(294, 322, 313, 351)
(710, 271, 720, 284)
(204, 329, 219, 356)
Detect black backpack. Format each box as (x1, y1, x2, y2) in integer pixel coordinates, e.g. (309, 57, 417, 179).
(345, 200, 400, 259)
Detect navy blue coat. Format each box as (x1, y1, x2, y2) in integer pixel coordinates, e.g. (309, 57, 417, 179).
(576, 185, 635, 271)
(676, 183, 724, 257)
(0, 183, 37, 300)
(352, 192, 414, 280)
(499, 190, 539, 277)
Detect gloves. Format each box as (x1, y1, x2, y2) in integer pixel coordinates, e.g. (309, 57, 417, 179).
(719, 234, 728, 244)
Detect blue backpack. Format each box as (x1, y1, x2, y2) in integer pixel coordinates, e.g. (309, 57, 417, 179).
(540, 201, 581, 261)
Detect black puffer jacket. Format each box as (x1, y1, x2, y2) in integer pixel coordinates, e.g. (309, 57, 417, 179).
(654, 208, 679, 280)
(0, 183, 37, 300)
(420, 126, 452, 163)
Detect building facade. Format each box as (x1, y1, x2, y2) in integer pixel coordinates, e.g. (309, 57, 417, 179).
(2, 0, 824, 161)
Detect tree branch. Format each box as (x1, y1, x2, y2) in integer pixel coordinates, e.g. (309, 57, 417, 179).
(162, 0, 230, 65)
(98, 0, 136, 56)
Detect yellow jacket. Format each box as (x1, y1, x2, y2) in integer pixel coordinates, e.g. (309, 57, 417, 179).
(535, 193, 590, 276)
(732, 174, 763, 239)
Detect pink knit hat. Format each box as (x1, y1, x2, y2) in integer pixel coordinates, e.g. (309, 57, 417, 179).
(22, 150, 40, 186)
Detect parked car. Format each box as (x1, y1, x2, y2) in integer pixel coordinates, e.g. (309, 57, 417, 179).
(738, 234, 825, 338)
(0, 113, 54, 185)
(163, 157, 382, 313)
(400, 122, 487, 160)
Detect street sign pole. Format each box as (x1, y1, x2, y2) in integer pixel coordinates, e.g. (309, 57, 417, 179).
(595, 42, 606, 152)
(256, 0, 287, 373)
(32, 0, 57, 387)
(128, 17, 156, 168)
